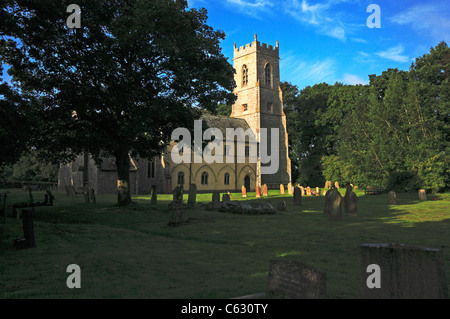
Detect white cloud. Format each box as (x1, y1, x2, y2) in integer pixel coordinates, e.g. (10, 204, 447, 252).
(281, 52, 337, 86)
(376, 45, 410, 63)
(282, 0, 355, 41)
(342, 73, 368, 85)
(391, 3, 450, 42)
(224, 0, 274, 17)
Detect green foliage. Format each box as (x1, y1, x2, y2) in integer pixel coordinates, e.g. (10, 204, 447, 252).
(384, 171, 421, 193)
(285, 42, 449, 192)
(1, 0, 236, 204)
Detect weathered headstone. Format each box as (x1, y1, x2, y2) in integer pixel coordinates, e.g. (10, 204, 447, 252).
(267, 259, 327, 299)
(306, 187, 311, 196)
(388, 190, 397, 205)
(187, 184, 197, 207)
(300, 186, 305, 196)
(256, 186, 261, 198)
(150, 185, 157, 205)
(173, 185, 183, 203)
(168, 208, 190, 227)
(241, 186, 247, 198)
(327, 189, 342, 220)
(293, 187, 302, 206)
(212, 191, 221, 203)
(288, 183, 293, 195)
(359, 243, 448, 299)
(344, 188, 358, 216)
(315, 187, 320, 196)
(280, 184, 285, 195)
(322, 190, 327, 196)
(262, 184, 268, 197)
(22, 209, 35, 248)
(334, 181, 340, 189)
(418, 189, 427, 201)
(324, 181, 332, 189)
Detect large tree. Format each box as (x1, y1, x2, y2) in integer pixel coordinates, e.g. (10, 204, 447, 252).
(1, 0, 236, 205)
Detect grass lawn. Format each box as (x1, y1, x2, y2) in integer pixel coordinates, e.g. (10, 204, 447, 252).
(0, 188, 449, 299)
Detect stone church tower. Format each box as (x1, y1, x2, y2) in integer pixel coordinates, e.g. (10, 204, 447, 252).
(230, 34, 291, 187)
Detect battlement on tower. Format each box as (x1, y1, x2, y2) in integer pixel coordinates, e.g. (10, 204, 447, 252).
(233, 34, 279, 60)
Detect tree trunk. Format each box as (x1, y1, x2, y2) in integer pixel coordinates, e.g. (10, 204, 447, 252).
(115, 148, 132, 206)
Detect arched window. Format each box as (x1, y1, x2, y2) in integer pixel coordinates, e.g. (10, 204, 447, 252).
(224, 173, 230, 185)
(242, 65, 248, 87)
(177, 172, 185, 186)
(201, 172, 209, 185)
(265, 63, 271, 87)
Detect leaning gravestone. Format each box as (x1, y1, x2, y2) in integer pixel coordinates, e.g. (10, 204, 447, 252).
(293, 187, 302, 206)
(343, 188, 358, 216)
(388, 190, 397, 205)
(359, 243, 448, 299)
(418, 189, 427, 201)
(150, 185, 157, 205)
(187, 184, 197, 208)
(280, 184, 285, 195)
(267, 259, 327, 299)
(327, 189, 342, 220)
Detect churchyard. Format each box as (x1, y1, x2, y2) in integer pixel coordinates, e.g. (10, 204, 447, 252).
(0, 187, 449, 298)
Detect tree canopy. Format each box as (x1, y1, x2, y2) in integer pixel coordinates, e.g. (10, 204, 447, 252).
(284, 41, 449, 192)
(1, 0, 236, 204)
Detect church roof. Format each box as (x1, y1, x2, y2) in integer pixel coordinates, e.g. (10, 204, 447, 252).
(200, 114, 251, 136)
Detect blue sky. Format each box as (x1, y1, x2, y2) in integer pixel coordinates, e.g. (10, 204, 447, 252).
(188, 0, 450, 90)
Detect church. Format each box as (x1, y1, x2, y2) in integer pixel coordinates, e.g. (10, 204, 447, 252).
(58, 35, 291, 195)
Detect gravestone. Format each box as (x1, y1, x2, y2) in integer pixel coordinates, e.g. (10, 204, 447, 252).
(223, 200, 276, 215)
(280, 184, 285, 195)
(168, 209, 190, 227)
(1, 193, 7, 223)
(288, 183, 293, 195)
(187, 184, 197, 208)
(173, 185, 183, 203)
(324, 181, 332, 189)
(315, 187, 320, 196)
(256, 186, 261, 198)
(212, 191, 221, 203)
(262, 184, 268, 197)
(222, 193, 230, 203)
(327, 189, 342, 220)
(359, 243, 448, 299)
(276, 200, 287, 211)
(241, 186, 247, 198)
(267, 259, 327, 299)
(22, 209, 35, 248)
(150, 185, 157, 205)
(293, 187, 302, 206)
(418, 189, 427, 201)
(300, 186, 305, 196)
(69, 186, 77, 198)
(306, 187, 311, 196)
(322, 190, 327, 196)
(334, 181, 340, 189)
(344, 188, 358, 216)
(388, 190, 397, 205)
